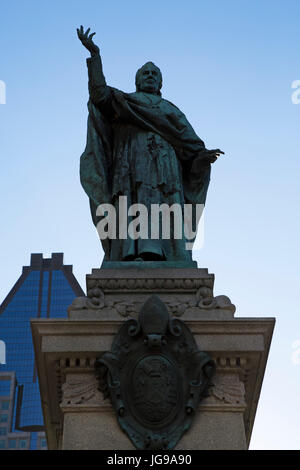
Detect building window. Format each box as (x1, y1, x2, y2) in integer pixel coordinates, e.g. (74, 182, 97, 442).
(0, 253, 83, 451)
(19, 439, 27, 449)
(0, 380, 11, 396)
(40, 437, 47, 448)
(0, 414, 8, 423)
(8, 439, 17, 449)
(0, 439, 6, 449)
(0, 427, 6, 436)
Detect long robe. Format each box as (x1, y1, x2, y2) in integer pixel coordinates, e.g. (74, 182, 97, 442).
(80, 55, 211, 262)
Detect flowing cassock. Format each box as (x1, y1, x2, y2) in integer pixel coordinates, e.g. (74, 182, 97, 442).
(80, 55, 211, 261)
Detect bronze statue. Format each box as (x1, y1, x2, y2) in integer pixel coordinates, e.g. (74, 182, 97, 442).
(77, 26, 223, 263)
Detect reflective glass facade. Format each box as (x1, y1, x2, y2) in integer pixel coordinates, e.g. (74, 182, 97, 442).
(0, 253, 84, 450)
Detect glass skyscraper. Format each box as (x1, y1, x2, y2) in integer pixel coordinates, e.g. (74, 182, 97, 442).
(0, 253, 84, 450)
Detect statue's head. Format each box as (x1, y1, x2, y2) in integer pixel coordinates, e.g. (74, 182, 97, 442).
(135, 62, 162, 95)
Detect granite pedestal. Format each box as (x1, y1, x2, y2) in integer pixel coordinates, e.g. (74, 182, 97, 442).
(31, 266, 274, 450)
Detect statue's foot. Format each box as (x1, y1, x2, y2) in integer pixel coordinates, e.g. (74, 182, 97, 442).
(122, 255, 135, 261)
(122, 252, 165, 262)
(138, 252, 166, 261)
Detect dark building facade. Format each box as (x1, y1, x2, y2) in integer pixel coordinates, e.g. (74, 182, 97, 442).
(0, 253, 84, 450)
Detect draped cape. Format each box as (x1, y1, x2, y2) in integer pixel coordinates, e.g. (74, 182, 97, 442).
(80, 88, 211, 258)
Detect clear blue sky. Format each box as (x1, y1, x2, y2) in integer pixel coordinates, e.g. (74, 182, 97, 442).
(1, 0, 300, 449)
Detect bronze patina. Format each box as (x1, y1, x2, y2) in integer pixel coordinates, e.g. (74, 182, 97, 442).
(95, 295, 215, 450)
(77, 26, 223, 263)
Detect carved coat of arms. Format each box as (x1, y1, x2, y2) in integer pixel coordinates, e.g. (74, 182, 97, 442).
(95, 295, 215, 450)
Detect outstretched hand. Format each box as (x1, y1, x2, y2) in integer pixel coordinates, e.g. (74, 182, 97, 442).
(205, 148, 224, 163)
(77, 25, 99, 56)
(191, 148, 224, 174)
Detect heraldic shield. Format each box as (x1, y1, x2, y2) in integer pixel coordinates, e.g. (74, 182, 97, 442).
(95, 295, 215, 450)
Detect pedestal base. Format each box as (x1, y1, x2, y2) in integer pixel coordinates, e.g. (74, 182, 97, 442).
(31, 268, 274, 450)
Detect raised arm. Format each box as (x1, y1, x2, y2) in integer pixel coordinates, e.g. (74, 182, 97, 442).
(77, 25, 99, 57)
(77, 26, 113, 115)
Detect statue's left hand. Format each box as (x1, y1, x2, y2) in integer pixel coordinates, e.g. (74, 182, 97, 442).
(205, 148, 224, 163)
(191, 148, 224, 174)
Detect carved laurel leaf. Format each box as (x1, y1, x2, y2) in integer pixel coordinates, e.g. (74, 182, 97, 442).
(210, 375, 245, 404)
(114, 303, 128, 316)
(61, 376, 102, 405)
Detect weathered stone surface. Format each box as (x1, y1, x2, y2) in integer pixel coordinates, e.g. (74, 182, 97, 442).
(93, 295, 216, 450)
(31, 268, 274, 450)
(175, 411, 247, 450)
(68, 268, 236, 321)
(58, 369, 248, 450)
(62, 411, 135, 450)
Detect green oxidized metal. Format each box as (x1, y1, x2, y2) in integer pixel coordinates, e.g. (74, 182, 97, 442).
(95, 295, 215, 450)
(77, 26, 224, 263)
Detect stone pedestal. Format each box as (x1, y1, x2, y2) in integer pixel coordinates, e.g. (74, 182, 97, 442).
(31, 267, 274, 450)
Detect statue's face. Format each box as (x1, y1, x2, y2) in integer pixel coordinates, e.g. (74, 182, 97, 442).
(138, 63, 161, 94)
